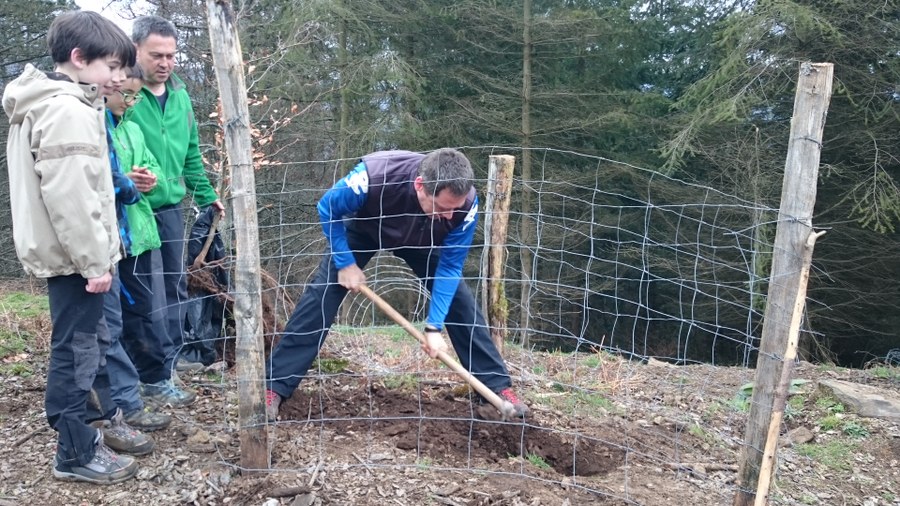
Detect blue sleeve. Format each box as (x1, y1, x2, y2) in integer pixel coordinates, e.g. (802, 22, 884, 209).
(113, 169, 140, 205)
(427, 195, 479, 329)
(318, 162, 369, 269)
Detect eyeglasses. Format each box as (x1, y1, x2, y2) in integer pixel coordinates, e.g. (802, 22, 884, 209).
(119, 91, 143, 106)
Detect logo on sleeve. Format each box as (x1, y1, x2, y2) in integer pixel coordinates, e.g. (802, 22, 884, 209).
(344, 168, 369, 195)
(463, 203, 477, 231)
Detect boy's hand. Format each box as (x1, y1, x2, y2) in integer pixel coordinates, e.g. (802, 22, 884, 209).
(128, 166, 157, 193)
(86, 272, 112, 293)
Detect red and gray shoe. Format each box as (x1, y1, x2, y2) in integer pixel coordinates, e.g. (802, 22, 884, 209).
(266, 389, 282, 421)
(496, 387, 529, 418)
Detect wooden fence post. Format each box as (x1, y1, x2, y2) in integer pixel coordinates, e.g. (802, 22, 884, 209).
(734, 62, 833, 506)
(481, 155, 516, 352)
(206, 0, 268, 471)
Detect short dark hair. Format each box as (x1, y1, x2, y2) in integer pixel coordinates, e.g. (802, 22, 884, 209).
(48, 11, 135, 66)
(418, 148, 474, 197)
(132, 15, 178, 44)
(125, 65, 144, 80)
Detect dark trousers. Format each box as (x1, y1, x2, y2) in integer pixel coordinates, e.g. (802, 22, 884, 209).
(153, 204, 189, 371)
(46, 274, 111, 466)
(119, 252, 169, 384)
(267, 230, 511, 399)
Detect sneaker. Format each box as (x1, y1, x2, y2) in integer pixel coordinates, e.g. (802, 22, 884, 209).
(266, 389, 281, 421)
(53, 438, 138, 484)
(176, 357, 205, 372)
(497, 387, 529, 418)
(123, 406, 172, 432)
(141, 378, 197, 407)
(90, 408, 155, 456)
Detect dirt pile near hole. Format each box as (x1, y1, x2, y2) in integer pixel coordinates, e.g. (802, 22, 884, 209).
(280, 381, 624, 476)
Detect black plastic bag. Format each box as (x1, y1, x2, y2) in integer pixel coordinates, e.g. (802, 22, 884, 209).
(182, 206, 228, 366)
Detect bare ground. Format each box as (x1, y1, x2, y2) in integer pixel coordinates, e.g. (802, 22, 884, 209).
(0, 283, 898, 505)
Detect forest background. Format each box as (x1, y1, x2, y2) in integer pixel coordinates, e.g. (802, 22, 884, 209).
(0, 0, 897, 367)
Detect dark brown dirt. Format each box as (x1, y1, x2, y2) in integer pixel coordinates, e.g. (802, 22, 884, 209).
(280, 381, 625, 478)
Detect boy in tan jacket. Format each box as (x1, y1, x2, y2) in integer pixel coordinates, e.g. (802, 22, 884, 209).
(2, 11, 140, 484)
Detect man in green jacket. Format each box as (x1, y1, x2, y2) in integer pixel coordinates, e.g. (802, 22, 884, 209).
(128, 15, 224, 373)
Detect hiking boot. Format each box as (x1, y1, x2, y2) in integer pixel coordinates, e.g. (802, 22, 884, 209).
(123, 406, 172, 432)
(90, 408, 155, 456)
(53, 436, 138, 484)
(266, 389, 281, 421)
(176, 357, 205, 373)
(141, 378, 197, 407)
(497, 387, 529, 418)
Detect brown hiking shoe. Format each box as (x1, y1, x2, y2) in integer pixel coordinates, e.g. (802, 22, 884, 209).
(123, 406, 172, 432)
(91, 408, 155, 456)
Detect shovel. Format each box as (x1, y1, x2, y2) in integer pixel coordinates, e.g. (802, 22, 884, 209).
(357, 284, 517, 421)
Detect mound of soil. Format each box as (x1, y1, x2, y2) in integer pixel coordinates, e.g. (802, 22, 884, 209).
(281, 382, 625, 477)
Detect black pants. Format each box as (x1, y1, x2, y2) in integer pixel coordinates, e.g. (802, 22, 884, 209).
(153, 204, 189, 371)
(46, 274, 113, 466)
(118, 252, 169, 384)
(267, 229, 511, 399)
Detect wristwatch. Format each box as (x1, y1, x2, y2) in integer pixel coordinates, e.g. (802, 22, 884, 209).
(424, 324, 439, 333)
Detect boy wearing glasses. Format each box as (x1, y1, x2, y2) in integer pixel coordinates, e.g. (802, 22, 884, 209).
(103, 66, 195, 420)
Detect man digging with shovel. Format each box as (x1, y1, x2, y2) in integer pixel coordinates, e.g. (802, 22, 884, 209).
(265, 148, 528, 421)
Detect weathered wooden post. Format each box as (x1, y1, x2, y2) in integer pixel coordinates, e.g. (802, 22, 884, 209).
(481, 155, 515, 352)
(206, 0, 268, 470)
(734, 62, 833, 506)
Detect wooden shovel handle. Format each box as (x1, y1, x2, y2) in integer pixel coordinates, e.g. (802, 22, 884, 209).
(357, 284, 509, 416)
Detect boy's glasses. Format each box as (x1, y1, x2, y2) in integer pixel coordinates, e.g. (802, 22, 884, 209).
(120, 91, 143, 106)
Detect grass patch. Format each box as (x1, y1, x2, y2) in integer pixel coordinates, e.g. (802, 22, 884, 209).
(582, 355, 601, 369)
(797, 440, 859, 471)
(841, 421, 869, 438)
(0, 330, 29, 361)
(818, 414, 842, 431)
(0, 362, 33, 377)
(0, 292, 50, 360)
(312, 357, 350, 374)
(525, 453, 552, 470)
(0, 292, 50, 319)
(869, 365, 900, 381)
(383, 374, 418, 391)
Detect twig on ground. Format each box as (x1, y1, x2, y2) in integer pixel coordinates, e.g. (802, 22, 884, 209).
(13, 425, 47, 448)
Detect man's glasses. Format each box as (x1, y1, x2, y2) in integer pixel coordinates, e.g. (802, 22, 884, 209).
(119, 91, 143, 106)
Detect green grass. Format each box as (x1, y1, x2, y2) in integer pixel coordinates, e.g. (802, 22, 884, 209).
(582, 355, 601, 368)
(0, 362, 33, 377)
(818, 414, 841, 431)
(312, 357, 350, 374)
(797, 440, 859, 471)
(869, 365, 900, 381)
(0, 330, 29, 360)
(568, 390, 614, 411)
(841, 421, 869, 438)
(383, 374, 418, 391)
(0, 292, 49, 361)
(815, 395, 845, 414)
(203, 370, 224, 382)
(525, 453, 552, 470)
(0, 292, 50, 319)
(688, 423, 708, 440)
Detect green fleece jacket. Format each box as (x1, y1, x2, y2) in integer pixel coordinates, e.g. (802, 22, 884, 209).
(111, 118, 163, 257)
(127, 73, 218, 210)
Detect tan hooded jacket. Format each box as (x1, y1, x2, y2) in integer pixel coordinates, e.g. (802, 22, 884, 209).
(3, 64, 120, 279)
